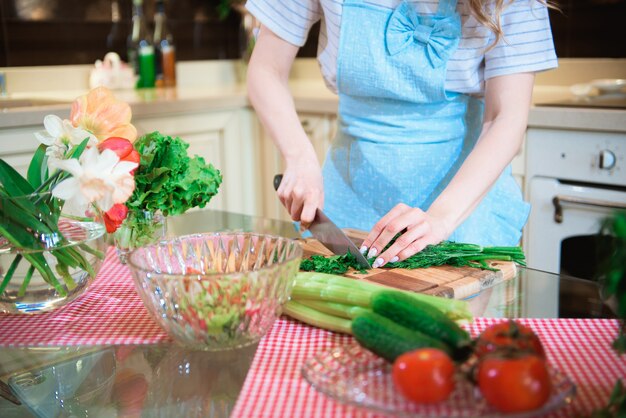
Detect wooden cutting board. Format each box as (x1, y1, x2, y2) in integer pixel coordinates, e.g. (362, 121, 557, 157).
(300, 229, 518, 300)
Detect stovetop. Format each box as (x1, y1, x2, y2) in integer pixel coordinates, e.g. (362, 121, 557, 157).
(535, 94, 626, 110)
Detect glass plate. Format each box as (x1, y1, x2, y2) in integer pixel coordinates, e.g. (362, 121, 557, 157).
(302, 344, 576, 418)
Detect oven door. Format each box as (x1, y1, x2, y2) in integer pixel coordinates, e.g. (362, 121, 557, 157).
(523, 177, 626, 317)
(525, 177, 626, 275)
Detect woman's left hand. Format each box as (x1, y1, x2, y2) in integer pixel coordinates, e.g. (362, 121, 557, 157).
(360, 203, 449, 268)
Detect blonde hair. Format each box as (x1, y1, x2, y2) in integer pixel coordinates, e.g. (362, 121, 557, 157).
(467, 0, 557, 50)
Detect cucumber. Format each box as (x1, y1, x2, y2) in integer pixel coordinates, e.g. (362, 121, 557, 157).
(351, 311, 452, 363)
(371, 290, 471, 352)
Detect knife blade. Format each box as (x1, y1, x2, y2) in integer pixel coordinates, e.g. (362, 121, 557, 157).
(273, 174, 371, 268)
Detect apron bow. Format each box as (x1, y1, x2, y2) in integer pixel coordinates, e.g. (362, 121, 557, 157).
(385, 1, 461, 68)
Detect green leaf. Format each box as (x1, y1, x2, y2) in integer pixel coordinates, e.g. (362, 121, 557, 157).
(18, 265, 35, 297)
(0, 255, 22, 294)
(609, 380, 625, 403)
(0, 195, 57, 236)
(67, 137, 91, 160)
(27, 144, 48, 189)
(0, 159, 34, 196)
(21, 252, 66, 296)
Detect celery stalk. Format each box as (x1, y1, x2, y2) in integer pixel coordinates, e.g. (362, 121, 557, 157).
(295, 272, 472, 322)
(298, 300, 370, 320)
(283, 301, 353, 334)
(290, 281, 372, 307)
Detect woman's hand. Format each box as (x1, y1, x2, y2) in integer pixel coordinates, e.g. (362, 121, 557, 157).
(277, 159, 324, 228)
(360, 203, 450, 268)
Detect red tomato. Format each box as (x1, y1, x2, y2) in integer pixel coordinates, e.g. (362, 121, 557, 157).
(475, 320, 546, 359)
(477, 353, 552, 413)
(392, 348, 456, 404)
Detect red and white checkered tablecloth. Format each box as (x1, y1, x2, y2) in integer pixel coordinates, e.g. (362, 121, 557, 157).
(0, 248, 172, 346)
(232, 317, 625, 418)
(1, 250, 624, 417)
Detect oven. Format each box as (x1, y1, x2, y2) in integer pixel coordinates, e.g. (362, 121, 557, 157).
(523, 124, 626, 316)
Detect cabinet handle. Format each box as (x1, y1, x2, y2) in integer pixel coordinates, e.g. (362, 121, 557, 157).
(552, 195, 626, 223)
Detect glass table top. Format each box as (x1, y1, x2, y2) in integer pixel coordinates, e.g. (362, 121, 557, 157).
(0, 209, 616, 418)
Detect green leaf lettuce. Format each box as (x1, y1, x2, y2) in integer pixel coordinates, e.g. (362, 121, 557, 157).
(128, 131, 223, 217)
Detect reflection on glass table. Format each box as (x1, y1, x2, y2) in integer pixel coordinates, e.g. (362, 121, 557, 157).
(0, 344, 256, 418)
(0, 210, 616, 418)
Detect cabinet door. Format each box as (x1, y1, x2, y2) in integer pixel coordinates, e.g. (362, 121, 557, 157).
(0, 126, 41, 177)
(258, 113, 337, 221)
(133, 109, 262, 217)
(299, 114, 336, 165)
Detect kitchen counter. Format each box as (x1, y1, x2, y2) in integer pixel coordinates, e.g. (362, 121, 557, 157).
(2, 79, 625, 133)
(0, 85, 249, 128)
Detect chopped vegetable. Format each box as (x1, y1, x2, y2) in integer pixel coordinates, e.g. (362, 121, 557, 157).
(300, 252, 366, 274)
(300, 241, 526, 273)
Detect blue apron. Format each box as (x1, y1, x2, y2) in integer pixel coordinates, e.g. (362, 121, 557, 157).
(321, 0, 530, 246)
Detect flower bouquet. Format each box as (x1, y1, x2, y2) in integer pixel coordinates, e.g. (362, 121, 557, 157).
(0, 87, 139, 313)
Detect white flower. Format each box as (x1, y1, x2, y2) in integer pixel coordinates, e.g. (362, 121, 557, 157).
(51, 147, 137, 212)
(34, 115, 97, 163)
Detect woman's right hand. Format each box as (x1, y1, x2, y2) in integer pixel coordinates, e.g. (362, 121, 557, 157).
(276, 159, 324, 229)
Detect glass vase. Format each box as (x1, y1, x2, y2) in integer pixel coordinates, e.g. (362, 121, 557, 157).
(0, 193, 107, 314)
(113, 211, 166, 264)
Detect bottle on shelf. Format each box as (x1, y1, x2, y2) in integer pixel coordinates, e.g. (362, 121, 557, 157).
(127, 0, 155, 89)
(106, 0, 127, 60)
(153, 0, 177, 87)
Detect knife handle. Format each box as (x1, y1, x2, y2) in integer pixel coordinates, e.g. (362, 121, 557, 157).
(273, 174, 283, 191)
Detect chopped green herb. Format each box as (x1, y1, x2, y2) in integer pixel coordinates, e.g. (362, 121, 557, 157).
(300, 240, 526, 273)
(300, 252, 366, 274)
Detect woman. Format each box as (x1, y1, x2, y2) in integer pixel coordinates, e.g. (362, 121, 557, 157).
(246, 0, 557, 268)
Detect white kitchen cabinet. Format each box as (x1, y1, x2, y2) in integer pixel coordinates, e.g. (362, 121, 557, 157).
(258, 112, 337, 221)
(133, 108, 263, 217)
(0, 106, 263, 217)
(0, 125, 42, 176)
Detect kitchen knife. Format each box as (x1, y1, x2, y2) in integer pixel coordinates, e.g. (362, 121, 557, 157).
(273, 174, 371, 268)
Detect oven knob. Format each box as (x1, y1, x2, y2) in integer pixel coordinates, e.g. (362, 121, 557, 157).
(599, 149, 616, 170)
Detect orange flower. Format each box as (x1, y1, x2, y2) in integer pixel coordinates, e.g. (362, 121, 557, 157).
(70, 87, 137, 143)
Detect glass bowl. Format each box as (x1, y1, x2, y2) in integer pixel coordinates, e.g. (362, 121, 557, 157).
(127, 232, 302, 351)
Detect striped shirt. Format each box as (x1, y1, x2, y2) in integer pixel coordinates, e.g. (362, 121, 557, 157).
(245, 0, 558, 94)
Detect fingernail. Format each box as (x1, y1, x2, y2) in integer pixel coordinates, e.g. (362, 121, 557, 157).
(367, 248, 378, 258)
(390, 256, 399, 263)
(359, 246, 368, 255)
(372, 257, 384, 268)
